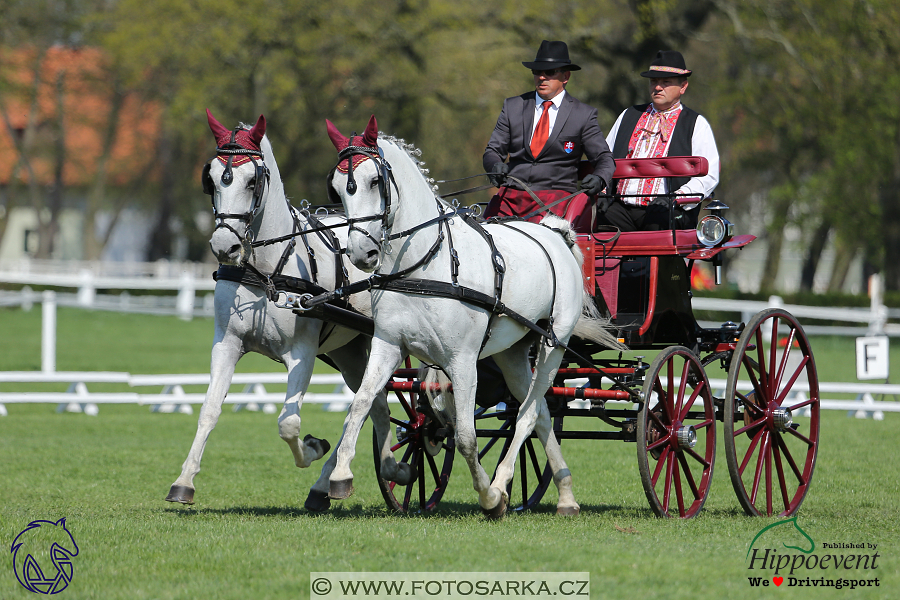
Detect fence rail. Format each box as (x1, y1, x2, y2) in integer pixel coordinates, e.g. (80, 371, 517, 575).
(1, 371, 896, 420)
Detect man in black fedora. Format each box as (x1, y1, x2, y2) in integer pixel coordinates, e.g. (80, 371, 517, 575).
(598, 50, 720, 232)
(482, 40, 614, 233)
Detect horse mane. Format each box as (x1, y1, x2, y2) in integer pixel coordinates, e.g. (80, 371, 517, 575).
(378, 132, 445, 206)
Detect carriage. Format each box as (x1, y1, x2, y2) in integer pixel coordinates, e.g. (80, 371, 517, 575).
(179, 111, 819, 521)
(368, 155, 819, 519)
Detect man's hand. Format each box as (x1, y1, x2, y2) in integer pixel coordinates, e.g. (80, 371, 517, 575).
(649, 193, 675, 208)
(488, 163, 509, 187)
(595, 195, 613, 213)
(581, 174, 604, 196)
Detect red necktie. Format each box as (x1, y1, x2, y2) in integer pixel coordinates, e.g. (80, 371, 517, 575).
(530, 100, 553, 157)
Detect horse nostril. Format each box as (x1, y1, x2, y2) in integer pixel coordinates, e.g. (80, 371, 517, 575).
(366, 249, 378, 262)
(228, 244, 242, 256)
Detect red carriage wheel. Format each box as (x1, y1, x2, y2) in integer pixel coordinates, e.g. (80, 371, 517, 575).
(476, 404, 562, 512)
(637, 346, 716, 518)
(374, 363, 454, 513)
(723, 308, 820, 516)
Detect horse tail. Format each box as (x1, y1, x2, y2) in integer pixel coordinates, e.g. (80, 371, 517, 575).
(418, 364, 453, 411)
(539, 214, 624, 350)
(574, 289, 626, 350)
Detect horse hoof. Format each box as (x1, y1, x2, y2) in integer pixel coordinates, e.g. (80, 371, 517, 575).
(165, 485, 195, 505)
(328, 478, 355, 499)
(557, 505, 580, 517)
(482, 498, 508, 521)
(304, 490, 331, 512)
(304, 434, 331, 456)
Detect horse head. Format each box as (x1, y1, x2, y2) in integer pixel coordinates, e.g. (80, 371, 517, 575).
(326, 115, 390, 272)
(204, 109, 270, 266)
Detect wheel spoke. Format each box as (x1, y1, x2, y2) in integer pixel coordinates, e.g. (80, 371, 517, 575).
(772, 327, 797, 396)
(754, 329, 769, 403)
(651, 446, 670, 486)
(775, 431, 807, 482)
(734, 415, 766, 438)
(785, 425, 815, 447)
(765, 437, 773, 515)
(673, 457, 686, 517)
(649, 408, 668, 430)
(693, 418, 714, 431)
(393, 390, 415, 419)
(774, 356, 810, 406)
(739, 427, 766, 476)
(680, 380, 705, 421)
(785, 395, 817, 413)
(675, 359, 691, 418)
(526, 440, 542, 482)
(768, 316, 780, 394)
(662, 451, 675, 513)
(743, 353, 767, 405)
(677, 451, 701, 499)
(772, 437, 791, 513)
(426, 451, 441, 486)
(750, 431, 771, 506)
(666, 359, 676, 419)
(684, 446, 711, 469)
(653, 378, 671, 420)
(737, 390, 765, 417)
(647, 436, 669, 454)
(418, 450, 427, 508)
(391, 438, 411, 453)
(389, 417, 408, 428)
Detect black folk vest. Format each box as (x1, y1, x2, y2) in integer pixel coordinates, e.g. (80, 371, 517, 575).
(612, 103, 700, 193)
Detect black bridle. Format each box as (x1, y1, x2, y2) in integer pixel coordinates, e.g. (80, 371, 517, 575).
(327, 143, 400, 255)
(201, 126, 271, 247)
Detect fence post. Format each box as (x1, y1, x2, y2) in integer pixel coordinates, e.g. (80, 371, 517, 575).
(41, 290, 57, 374)
(868, 273, 887, 336)
(176, 272, 195, 321)
(77, 269, 95, 307)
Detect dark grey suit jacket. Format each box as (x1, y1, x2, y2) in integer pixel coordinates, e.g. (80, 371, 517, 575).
(483, 91, 614, 193)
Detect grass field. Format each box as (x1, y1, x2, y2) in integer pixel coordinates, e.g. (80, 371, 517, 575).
(1, 306, 898, 599)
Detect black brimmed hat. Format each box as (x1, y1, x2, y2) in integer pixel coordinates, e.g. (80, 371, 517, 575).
(522, 40, 581, 71)
(641, 50, 692, 78)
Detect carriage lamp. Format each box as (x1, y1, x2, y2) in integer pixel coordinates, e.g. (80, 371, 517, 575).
(696, 198, 734, 247)
(696, 215, 733, 247)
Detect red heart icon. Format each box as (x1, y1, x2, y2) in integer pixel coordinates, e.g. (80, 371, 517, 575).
(773, 577, 783, 586)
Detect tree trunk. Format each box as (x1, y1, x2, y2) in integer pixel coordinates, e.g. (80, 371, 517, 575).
(146, 130, 174, 261)
(827, 240, 857, 293)
(758, 193, 791, 292)
(799, 219, 831, 292)
(83, 80, 125, 261)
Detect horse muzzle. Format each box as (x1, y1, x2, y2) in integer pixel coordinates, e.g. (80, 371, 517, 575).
(209, 227, 251, 266)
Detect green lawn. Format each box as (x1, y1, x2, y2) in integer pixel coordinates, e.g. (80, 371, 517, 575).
(0, 306, 897, 599)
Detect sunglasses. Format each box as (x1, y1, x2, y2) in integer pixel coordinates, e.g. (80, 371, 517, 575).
(531, 68, 565, 77)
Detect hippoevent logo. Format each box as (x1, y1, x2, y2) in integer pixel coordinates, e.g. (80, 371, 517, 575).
(745, 517, 880, 590)
(10, 518, 79, 594)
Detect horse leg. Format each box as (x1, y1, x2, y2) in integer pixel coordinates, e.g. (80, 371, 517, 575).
(533, 397, 579, 515)
(447, 362, 507, 518)
(278, 342, 331, 469)
(327, 338, 403, 499)
(166, 340, 240, 504)
(491, 342, 577, 514)
(305, 342, 411, 512)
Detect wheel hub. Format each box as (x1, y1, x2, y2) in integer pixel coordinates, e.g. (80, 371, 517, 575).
(676, 425, 697, 449)
(772, 407, 793, 431)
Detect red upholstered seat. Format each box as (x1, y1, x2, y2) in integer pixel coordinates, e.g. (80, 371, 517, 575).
(578, 156, 709, 180)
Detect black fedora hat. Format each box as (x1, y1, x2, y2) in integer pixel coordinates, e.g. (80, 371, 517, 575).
(641, 50, 692, 78)
(522, 40, 581, 71)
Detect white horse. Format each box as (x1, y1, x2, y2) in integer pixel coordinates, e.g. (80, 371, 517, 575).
(165, 110, 411, 510)
(321, 116, 623, 517)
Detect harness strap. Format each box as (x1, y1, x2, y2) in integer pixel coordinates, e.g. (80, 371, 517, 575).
(214, 265, 374, 336)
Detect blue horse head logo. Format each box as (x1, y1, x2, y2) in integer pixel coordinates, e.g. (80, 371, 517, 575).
(747, 516, 815, 560)
(10, 518, 79, 594)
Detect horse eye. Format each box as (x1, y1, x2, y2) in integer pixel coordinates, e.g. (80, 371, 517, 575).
(369, 177, 380, 189)
(247, 177, 257, 190)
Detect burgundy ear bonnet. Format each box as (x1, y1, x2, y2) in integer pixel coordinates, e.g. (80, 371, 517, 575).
(326, 115, 379, 173)
(207, 108, 266, 167)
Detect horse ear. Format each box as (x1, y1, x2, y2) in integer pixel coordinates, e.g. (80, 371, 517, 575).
(362, 115, 378, 147)
(248, 114, 266, 147)
(206, 109, 232, 147)
(326, 119, 349, 151)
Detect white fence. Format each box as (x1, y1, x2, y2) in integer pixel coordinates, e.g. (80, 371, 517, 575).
(1, 263, 899, 419)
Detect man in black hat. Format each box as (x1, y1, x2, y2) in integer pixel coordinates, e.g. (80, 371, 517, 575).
(597, 50, 720, 232)
(482, 40, 614, 233)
